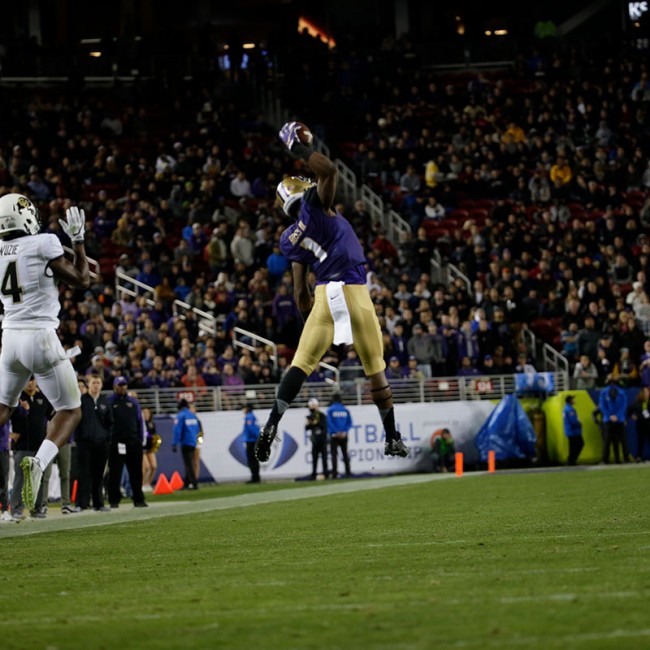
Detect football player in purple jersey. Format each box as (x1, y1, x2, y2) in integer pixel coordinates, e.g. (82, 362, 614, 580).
(255, 122, 408, 463)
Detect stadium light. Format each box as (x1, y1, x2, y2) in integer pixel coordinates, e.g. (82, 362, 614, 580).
(298, 17, 336, 49)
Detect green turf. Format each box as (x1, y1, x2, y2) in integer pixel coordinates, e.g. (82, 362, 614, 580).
(1, 467, 649, 650)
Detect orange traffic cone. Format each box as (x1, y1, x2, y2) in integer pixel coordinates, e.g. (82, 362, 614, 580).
(153, 473, 173, 495)
(169, 471, 184, 491)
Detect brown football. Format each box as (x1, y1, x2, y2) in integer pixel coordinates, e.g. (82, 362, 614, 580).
(295, 122, 313, 145)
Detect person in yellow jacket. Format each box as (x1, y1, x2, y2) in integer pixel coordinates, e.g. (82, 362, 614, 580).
(550, 156, 573, 186)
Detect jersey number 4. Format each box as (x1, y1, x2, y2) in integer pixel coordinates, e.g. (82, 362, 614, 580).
(1, 261, 24, 303)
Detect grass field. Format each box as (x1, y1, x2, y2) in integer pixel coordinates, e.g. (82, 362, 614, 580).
(1, 466, 649, 650)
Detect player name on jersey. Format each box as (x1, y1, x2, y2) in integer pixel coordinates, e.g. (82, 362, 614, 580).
(0, 244, 19, 255)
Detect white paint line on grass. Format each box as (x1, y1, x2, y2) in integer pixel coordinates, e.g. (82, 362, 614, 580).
(0, 472, 463, 538)
(1, 463, 648, 540)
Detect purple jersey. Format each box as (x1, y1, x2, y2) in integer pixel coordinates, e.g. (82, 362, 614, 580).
(280, 187, 366, 284)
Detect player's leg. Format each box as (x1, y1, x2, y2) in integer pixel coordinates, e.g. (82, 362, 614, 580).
(256, 287, 333, 462)
(22, 359, 82, 511)
(34, 333, 83, 452)
(344, 285, 408, 457)
(0, 330, 32, 426)
(0, 336, 45, 511)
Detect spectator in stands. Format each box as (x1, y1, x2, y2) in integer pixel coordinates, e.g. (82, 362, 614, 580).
(560, 322, 580, 361)
(266, 244, 289, 288)
(573, 354, 598, 389)
(576, 316, 601, 362)
(229, 170, 252, 199)
(612, 348, 639, 387)
(457, 356, 480, 377)
(230, 223, 255, 268)
(407, 323, 433, 378)
(423, 195, 445, 221)
(399, 164, 422, 195)
(620, 317, 646, 364)
(111, 216, 133, 247)
(386, 356, 405, 379)
(136, 260, 161, 292)
(595, 347, 613, 385)
(181, 363, 206, 395)
(188, 223, 208, 257)
(480, 354, 498, 375)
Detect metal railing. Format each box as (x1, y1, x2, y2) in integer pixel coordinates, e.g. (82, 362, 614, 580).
(447, 262, 472, 296)
(334, 160, 357, 207)
(543, 344, 570, 390)
(232, 327, 278, 374)
(122, 371, 569, 415)
(115, 270, 217, 335)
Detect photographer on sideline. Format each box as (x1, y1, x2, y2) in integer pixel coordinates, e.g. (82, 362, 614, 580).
(306, 398, 329, 480)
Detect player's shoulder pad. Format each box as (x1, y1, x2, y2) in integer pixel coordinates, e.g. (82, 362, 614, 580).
(41, 233, 65, 260)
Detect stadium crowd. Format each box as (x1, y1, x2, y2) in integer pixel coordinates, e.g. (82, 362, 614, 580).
(0, 34, 648, 407)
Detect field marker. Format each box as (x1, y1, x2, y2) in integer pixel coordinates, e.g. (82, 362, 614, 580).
(488, 450, 496, 473)
(455, 452, 464, 476)
(169, 471, 184, 490)
(153, 473, 173, 495)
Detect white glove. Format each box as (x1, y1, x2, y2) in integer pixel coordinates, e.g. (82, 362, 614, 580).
(59, 206, 86, 243)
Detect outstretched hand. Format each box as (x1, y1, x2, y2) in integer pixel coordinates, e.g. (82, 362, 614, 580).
(59, 206, 86, 243)
(279, 122, 300, 151)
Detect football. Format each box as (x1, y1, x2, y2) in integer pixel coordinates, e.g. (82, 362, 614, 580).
(295, 122, 313, 145)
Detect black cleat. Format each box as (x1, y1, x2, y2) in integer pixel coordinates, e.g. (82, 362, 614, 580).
(255, 424, 277, 462)
(384, 436, 409, 457)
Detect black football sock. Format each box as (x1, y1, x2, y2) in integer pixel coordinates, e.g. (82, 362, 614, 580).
(266, 367, 307, 427)
(379, 407, 399, 442)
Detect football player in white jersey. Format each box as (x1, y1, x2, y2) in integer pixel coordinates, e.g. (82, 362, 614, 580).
(0, 193, 90, 514)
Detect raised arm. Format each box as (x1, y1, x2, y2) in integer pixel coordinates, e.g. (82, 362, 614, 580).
(307, 150, 338, 213)
(49, 207, 90, 289)
(278, 121, 338, 212)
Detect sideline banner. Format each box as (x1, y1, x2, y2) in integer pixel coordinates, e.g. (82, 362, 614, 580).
(155, 401, 495, 483)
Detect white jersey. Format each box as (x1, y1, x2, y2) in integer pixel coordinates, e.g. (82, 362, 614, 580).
(0, 233, 64, 329)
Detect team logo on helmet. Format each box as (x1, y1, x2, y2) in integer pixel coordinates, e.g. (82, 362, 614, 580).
(276, 176, 316, 216)
(0, 193, 41, 237)
(16, 196, 32, 212)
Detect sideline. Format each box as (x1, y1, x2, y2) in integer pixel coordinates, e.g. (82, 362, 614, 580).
(1, 463, 646, 539)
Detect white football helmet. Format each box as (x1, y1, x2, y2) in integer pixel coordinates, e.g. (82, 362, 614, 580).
(276, 176, 316, 216)
(0, 193, 41, 237)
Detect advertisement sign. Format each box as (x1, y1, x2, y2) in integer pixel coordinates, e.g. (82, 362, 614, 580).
(156, 401, 496, 483)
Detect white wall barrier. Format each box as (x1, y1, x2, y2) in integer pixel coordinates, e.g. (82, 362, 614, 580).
(186, 401, 495, 482)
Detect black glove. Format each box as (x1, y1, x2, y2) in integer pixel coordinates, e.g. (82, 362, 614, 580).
(172, 445, 177, 453)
